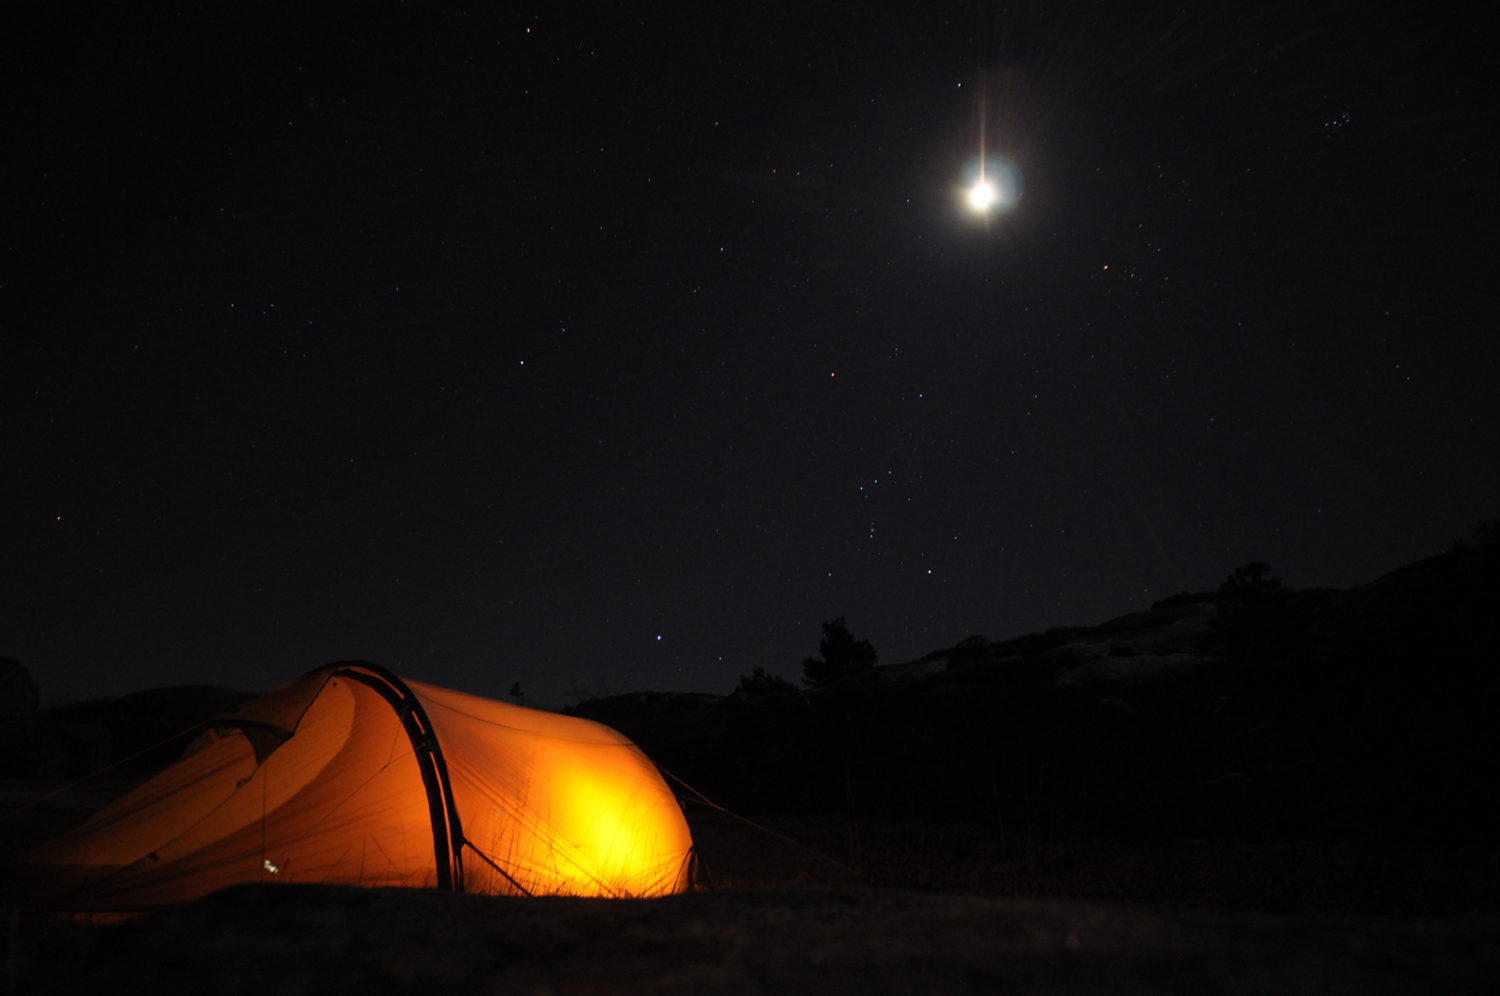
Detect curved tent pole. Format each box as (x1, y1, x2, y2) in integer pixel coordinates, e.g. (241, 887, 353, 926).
(318, 661, 466, 892)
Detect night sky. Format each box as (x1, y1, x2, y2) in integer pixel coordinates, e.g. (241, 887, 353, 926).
(6, 4, 1494, 708)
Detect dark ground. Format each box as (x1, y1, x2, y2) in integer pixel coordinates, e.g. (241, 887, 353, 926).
(10, 878, 1500, 995)
(6, 806, 1500, 994)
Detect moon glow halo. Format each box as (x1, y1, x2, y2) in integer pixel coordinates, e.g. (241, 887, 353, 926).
(962, 155, 1021, 216)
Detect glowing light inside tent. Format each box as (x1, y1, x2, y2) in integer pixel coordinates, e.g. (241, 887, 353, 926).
(559, 768, 639, 876)
(528, 748, 691, 897)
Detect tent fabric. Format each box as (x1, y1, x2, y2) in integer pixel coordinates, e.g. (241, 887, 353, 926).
(25, 663, 695, 912)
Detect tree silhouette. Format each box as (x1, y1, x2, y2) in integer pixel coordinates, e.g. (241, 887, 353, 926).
(1218, 561, 1285, 602)
(802, 617, 877, 687)
(1452, 517, 1500, 550)
(734, 666, 797, 698)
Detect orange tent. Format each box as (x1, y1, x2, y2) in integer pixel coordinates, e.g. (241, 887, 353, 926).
(26, 663, 696, 912)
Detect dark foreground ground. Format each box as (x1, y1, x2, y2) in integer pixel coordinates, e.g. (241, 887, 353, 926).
(11, 880, 1500, 995)
(7, 807, 1500, 995)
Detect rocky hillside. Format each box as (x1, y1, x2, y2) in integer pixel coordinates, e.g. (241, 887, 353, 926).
(573, 544, 1500, 843)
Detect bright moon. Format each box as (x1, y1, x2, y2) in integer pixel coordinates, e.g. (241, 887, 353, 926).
(960, 155, 1021, 216)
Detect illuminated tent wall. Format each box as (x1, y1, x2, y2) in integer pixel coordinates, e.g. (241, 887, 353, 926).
(26, 663, 696, 912)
